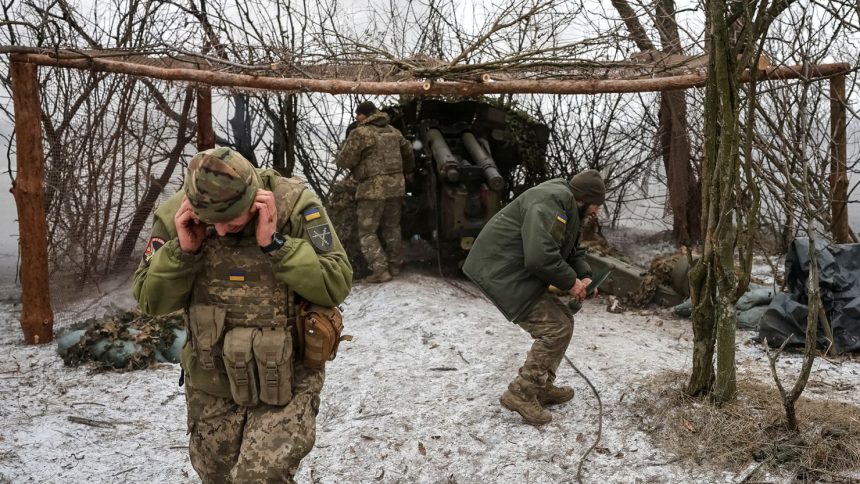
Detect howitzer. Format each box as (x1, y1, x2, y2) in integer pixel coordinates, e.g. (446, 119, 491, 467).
(568, 264, 614, 314)
(460, 132, 505, 191)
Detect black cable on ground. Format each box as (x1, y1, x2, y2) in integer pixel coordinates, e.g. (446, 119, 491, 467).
(565, 354, 603, 484)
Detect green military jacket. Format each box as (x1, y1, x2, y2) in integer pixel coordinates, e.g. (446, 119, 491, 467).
(335, 111, 415, 200)
(462, 178, 592, 322)
(133, 169, 353, 315)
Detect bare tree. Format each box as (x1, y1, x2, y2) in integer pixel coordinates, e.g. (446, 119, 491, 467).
(610, 0, 701, 244)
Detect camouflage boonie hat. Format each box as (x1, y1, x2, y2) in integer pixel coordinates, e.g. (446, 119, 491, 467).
(184, 147, 262, 223)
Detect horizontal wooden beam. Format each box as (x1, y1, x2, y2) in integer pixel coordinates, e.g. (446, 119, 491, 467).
(8, 52, 851, 95)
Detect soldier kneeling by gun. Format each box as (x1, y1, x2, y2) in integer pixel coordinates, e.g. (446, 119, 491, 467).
(463, 170, 606, 426)
(133, 148, 352, 483)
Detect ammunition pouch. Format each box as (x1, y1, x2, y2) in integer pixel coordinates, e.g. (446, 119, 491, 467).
(253, 327, 294, 406)
(222, 325, 296, 407)
(223, 327, 260, 407)
(187, 304, 227, 371)
(297, 303, 351, 370)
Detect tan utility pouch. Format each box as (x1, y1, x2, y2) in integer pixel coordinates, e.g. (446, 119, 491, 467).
(188, 305, 227, 370)
(252, 327, 293, 406)
(297, 304, 351, 370)
(223, 327, 260, 407)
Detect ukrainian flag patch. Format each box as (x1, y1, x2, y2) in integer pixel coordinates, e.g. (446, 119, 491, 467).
(228, 269, 246, 282)
(556, 213, 568, 224)
(303, 207, 321, 221)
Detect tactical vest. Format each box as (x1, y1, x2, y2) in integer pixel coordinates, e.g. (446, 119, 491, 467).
(192, 234, 292, 328)
(353, 127, 404, 181)
(183, 174, 306, 407)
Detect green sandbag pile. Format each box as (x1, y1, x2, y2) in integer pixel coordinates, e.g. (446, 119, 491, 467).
(672, 284, 775, 330)
(57, 310, 186, 370)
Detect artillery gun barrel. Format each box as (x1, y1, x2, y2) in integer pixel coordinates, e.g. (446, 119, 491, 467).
(426, 129, 460, 182)
(461, 132, 505, 191)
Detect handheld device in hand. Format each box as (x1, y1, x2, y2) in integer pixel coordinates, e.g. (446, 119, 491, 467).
(568, 264, 614, 314)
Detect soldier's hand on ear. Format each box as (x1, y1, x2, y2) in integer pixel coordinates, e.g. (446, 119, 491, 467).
(253, 189, 278, 247)
(175, 197, 206, 254)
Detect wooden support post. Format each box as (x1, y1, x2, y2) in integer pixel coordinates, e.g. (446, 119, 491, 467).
(829, 74, 850, 244)
(197, 86, 215, 150)
(10, 60, 53, 345)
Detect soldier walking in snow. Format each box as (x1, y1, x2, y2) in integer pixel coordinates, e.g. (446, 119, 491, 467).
(133, 147, 352, 482)
(335, 101, 414, 283)
(463, 170, 606, 426)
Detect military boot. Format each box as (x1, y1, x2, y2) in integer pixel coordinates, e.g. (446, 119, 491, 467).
(365, 270, 392, 283)
(500, 389, 552, 426)
(538, 384, 575, 406)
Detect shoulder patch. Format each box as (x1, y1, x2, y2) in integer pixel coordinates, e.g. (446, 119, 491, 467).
(144, 236, 165, 262)
(306, 223, 333, 252)
(303, 207, 321, 221)
(556, 213, 568, 224)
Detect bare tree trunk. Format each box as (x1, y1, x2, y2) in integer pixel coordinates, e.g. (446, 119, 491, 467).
(10, 60, 54, 345)
(657, 0, 701, 244)
(112, 88, 195, 269)
(614, 0, 701, 244)
(687, 59, 719, 394)
(688, 2, 742, 401)
(767, 222, 821, 431)
(230, 93, 258, 166)
(688, 0, 799, 402)
(266, 94, 297, 177)
(659, 91, 700, 244)
(285, 94, 297, 176)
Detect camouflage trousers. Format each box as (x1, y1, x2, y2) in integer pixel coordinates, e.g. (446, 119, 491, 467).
(185, 366, 325, 484)
(356, 197, 403, 274)
(510, 293, 574, 395)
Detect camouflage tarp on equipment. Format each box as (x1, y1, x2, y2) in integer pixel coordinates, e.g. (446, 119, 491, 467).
(623, 254, 683, 308)
(672, 284, 776, 330)
(57, 310, 186, 370)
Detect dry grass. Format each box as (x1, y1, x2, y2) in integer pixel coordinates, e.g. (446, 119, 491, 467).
(631, 371, 860, 481)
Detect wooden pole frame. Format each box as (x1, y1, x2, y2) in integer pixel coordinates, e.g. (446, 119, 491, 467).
(829, 74, 851, 244)
(8, 53, 851, 95)
(2, 50, 853, 345)
(9, 60, 54, 345)
(196, 86, 215, 150)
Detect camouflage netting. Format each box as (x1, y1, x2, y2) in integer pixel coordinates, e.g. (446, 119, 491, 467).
(623, 253, 684, 308)
(485, 98, 549, 187)
(57, 310, 186, 371)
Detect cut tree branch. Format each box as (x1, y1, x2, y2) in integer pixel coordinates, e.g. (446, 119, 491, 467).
(6, 52, 851, 95)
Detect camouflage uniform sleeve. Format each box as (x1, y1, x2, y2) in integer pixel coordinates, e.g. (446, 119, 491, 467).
(399, 134, 415, 175)
(268, 191, 353, 307)
(520, 199, 579, 291)
(132, 196, 203, 315)
(335, 128, 372, 170)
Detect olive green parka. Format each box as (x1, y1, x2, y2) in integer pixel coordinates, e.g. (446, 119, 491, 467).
(462, 178, 592, 322)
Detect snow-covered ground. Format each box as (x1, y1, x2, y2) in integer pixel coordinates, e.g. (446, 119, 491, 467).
(1, 272, 858, 484)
